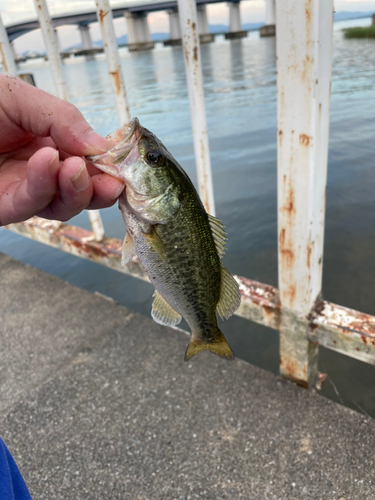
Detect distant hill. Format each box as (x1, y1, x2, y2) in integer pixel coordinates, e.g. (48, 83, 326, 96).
(334, 11, 374, 21)
(208, 22, 264, 33)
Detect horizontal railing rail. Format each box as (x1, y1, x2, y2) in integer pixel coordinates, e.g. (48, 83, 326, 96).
(7, 217, 375, 387)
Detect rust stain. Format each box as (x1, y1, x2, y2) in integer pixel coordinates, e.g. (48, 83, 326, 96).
(279, 225, 296, 305)
(316, 372, 327, 390)
(0, 46, 8, 74)
(299, 133, 311, 146)
(314, 300, 325, 316)
(280, 356, 308, 389)
(278, 129, 283, 147)
(306, 245, 312, 269)
(109, 70, 121, 94)
(305, 1, 312, 24)
(193, 46, 198, 62)
(284, 184, 296, 215)
(308, 298, 375, 352)
(99, 9, 109, 23)
(184, 46, 189, 66)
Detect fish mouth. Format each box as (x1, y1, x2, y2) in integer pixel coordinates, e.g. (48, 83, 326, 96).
(86, 117, 142, 180)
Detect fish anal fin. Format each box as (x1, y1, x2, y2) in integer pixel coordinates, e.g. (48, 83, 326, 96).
(216, 265, 241, 320)
(208, 214, 227, 258)
(152, 291, 182, 327)
(184, 331, 234, 362)
(122, 232, 136, 266)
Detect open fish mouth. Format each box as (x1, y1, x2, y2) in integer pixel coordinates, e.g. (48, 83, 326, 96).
(86, 117, 142, 180)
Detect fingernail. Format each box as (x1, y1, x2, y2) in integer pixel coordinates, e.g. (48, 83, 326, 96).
(48, 150, 59, 168)
(71, 163, 90, 191)
(85, 130, 110, 153)
(111, 181, 126, 200)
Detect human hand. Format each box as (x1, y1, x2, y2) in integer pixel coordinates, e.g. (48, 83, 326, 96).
(0, 75, 125, 226)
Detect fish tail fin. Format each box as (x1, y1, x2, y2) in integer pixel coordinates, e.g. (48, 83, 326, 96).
(184, 330, 234, 362)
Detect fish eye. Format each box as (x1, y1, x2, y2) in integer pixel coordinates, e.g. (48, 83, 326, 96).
(146, 151, 161, 165)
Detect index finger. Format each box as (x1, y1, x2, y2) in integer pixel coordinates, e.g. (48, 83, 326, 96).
(0, 75, 110, 157)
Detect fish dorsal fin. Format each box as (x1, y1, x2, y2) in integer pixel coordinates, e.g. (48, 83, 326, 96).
(121, 232, 136, 266)
(152, 291, 182, 327)
(208, 214, 227, 258)
(216, 265, 241, 320)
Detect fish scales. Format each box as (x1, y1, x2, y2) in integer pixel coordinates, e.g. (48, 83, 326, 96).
(88, 118, 240, 361)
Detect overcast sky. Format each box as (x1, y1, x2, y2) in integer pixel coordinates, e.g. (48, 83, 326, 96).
(1, 0, 375, 53)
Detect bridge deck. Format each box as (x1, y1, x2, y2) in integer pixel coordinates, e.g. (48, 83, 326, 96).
(0, 251, 374, 499)
(6, 0, 241, 40)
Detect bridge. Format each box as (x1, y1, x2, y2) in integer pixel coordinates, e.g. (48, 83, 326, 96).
(4, 0, 275, 53)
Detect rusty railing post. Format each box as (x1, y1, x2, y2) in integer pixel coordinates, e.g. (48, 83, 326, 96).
(34, 0, 106, 241)
(33, 0, 67, 100)
(95, 0, 131, 126)
(0, 14, 17, 76)
(177, 0, 215, 216)
(276, 0, 334, 388)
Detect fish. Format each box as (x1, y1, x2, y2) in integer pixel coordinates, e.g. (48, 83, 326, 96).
(87, 118, 241, 361)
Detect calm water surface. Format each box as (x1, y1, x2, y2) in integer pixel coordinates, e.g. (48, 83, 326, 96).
(1, 19, 375, 417)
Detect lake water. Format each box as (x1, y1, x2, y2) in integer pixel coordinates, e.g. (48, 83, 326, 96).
(1, 18, 375, 418)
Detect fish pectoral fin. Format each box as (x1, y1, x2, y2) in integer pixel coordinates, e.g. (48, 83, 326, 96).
(121, 231, 136, 266)
(143, 227, 167, 262)
(208, 214, 227, 258)
(151, 291, 182, 327)
(216, 265, 241, 320)
(184, 331, 234, 362)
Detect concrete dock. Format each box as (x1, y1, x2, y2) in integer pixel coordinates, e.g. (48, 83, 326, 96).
(0, 251, 374, 499)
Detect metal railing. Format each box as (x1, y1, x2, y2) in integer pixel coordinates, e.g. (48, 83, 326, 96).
(2, 0, 375, 389)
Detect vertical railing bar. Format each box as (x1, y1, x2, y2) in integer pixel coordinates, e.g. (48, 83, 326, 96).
(177, 0, 215, 216)
(33, 0, 105, 241)
(95, 0, 131, 126)
(0, 15, 17, 76)
(87, 211, 105, 242)
(33, 0, 67, 101)
(276, 0, 334, 388)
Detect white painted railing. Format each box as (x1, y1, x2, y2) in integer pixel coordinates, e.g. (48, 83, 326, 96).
(3, 0, 375, 389)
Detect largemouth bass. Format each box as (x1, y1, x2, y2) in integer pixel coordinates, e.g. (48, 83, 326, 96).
(88, 118, 240, 361)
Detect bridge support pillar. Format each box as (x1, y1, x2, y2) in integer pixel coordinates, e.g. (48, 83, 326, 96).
(125, 12, 154, 52)
(225, 1, 247, 39)
(260, 0, 276, 37)
(164, 9, 182, 46)
(197, 5, 214, 43)
(79, 25, 93, 50)
(75, 25, 102, 56)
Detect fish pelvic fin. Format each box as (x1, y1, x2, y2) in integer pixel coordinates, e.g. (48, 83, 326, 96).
(184, 330, 234, 362)
(152, 291, 182, 327)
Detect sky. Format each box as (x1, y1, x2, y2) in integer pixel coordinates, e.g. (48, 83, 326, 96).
(1, 0, 375, 54)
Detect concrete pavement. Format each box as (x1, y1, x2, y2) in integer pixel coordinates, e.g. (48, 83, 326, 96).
(0, 252, 374, 499)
